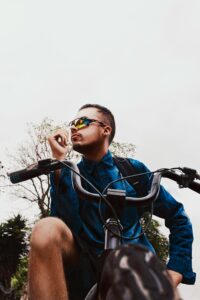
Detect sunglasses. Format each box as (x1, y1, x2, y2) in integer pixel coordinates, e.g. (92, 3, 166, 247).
(69, 117, 106, 130)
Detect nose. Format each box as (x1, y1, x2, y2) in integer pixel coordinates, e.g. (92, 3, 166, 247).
(70, 126, 78, 134)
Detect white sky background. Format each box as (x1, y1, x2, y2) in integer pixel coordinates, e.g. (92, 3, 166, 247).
(0, 0, 200, 298)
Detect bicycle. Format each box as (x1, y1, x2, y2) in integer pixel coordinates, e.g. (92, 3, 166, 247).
(9, 159, 200, 299)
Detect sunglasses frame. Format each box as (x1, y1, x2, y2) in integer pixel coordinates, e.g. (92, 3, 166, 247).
(68, 117, 107, 129)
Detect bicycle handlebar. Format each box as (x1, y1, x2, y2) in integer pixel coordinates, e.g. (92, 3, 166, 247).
(162, 170, 200, 194)
(8, 159, 200, 207)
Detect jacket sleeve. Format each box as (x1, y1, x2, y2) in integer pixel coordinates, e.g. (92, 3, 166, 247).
(49, 168, 82, 234)
(49, 171, 59, 217)
(154, 185, 196, 284)
(130, 159, 196, 284)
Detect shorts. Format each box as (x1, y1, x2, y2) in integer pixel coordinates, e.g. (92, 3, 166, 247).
(64, 234, 99, 300)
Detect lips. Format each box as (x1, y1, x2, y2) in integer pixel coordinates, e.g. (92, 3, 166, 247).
(71, 134, 81, 141)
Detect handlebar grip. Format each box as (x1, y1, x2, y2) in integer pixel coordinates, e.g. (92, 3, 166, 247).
(8, 159, 65, 184)
(9, 165, 43, 183)
(188, 181, 200, 194)
(163, 170, 200, 194)
(195, 173, 200, 180)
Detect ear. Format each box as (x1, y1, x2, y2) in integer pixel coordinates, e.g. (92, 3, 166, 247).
(103, 125, 112, 138)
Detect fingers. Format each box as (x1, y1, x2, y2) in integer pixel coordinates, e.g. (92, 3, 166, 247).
(48, 129, 69, 160)
(52, 129, 68, 146)
(167, 270, 183, 287)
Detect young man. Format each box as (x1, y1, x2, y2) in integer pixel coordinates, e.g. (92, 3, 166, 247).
(28, 104, 195, 300)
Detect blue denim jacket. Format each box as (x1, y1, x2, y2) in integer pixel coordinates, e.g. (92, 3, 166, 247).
(50, 151, 196, 284)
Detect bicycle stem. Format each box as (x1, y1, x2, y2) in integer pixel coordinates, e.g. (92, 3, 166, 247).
(104, 218, 123, 250)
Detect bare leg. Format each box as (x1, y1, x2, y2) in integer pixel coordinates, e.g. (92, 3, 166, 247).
(28, 217, 78, 300)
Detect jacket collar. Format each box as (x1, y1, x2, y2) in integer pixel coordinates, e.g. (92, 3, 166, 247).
(81, 150, 113, 174)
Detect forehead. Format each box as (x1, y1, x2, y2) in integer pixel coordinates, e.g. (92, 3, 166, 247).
(75, 107, 102, 120)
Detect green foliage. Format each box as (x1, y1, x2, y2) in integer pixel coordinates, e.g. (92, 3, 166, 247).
(141, 213, 169, 263)
(11, 256, 28, 300)
(0, 215, 29, 299)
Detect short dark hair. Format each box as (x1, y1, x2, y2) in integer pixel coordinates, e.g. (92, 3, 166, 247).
(79, 104, 115, 143)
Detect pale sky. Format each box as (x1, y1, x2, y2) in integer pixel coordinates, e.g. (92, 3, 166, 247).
(0, 1, 200, 298)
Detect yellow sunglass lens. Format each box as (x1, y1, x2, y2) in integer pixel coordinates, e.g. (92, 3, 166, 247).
(74, 119, 87, 129)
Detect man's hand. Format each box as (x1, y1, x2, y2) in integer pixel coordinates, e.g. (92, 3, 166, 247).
(48, 129, 69, 160)
(168, 270, 183, 287)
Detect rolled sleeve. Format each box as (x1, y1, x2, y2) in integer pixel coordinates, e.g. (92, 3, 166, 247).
(167, 256, 196, 284)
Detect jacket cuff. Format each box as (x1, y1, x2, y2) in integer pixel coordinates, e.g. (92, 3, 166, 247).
(167, 257, 196, 285)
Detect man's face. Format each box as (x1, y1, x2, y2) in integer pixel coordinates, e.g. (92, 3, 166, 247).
(69, 107, 111, 154)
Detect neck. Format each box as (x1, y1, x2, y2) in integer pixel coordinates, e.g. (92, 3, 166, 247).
(83, 146, 109, 162)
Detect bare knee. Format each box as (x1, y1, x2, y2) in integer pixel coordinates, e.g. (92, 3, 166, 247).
(30, 217, 73, 253)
